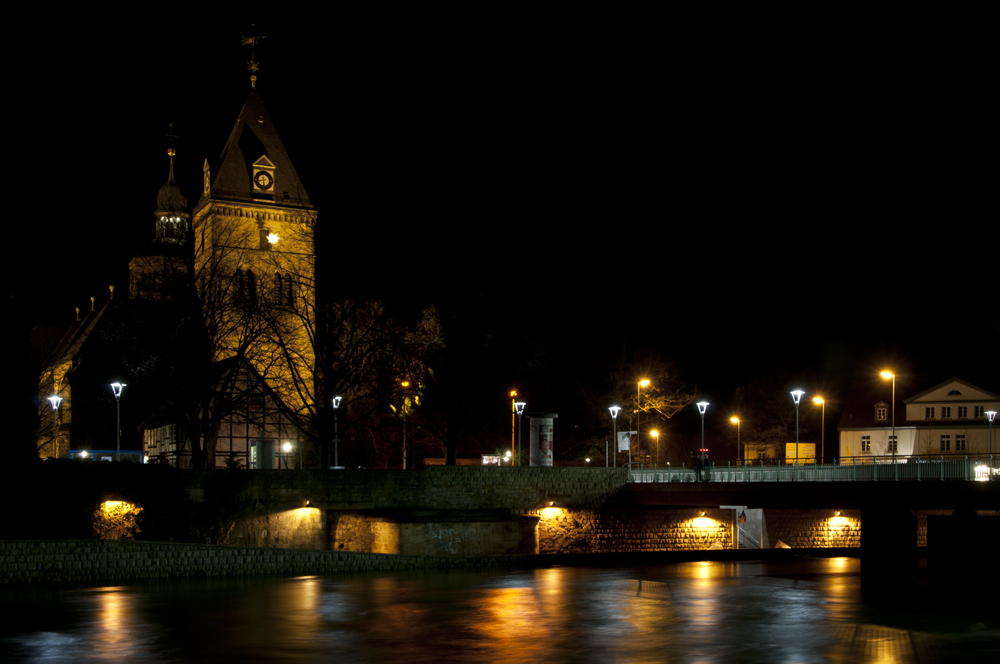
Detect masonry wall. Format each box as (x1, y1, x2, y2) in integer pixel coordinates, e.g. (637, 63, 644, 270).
(0, 540, 529, 585)
(535, 508, 734, 554)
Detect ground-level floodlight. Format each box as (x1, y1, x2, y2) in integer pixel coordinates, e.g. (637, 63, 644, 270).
(333, 396, 343, 468)
(609, 406, 621, 467)
(697, 402, 709, 462)
(110, 383, 126, 462)
(515, 402, 526, 466)
(47, 395, 62, 459)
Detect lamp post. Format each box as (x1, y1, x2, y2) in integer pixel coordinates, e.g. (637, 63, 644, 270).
(332, 396, 342, 468)
(510, 390, 517, 465)
(881, 371, 895, 460)
(400, 381, 410, 470)
(651, 430, 659, 464)
(986, 410, 997, 458)
(813, 397, 825, 464)
(609, 406, 621, 468)
(110, 383, 125, 462)
(697, 401, 709, 462)
(47, 396, 62, 459)
(637, 380, 650, 456)
(515, 401, 526, 466)
(730, 417, 740, 465)
(790, 391, 804, 465)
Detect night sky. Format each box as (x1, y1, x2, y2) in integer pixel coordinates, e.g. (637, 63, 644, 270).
(11, 17, 996, 452)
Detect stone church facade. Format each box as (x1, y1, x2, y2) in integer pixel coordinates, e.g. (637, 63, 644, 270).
(38, 78, 317, 469)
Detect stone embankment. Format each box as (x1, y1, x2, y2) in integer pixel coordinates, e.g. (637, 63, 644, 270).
(1, 540, 529, 585)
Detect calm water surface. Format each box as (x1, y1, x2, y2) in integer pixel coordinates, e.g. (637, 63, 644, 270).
(2, 557, 996, 663)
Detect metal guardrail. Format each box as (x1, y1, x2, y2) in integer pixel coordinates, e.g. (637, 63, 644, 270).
(627, 456, 998, 483)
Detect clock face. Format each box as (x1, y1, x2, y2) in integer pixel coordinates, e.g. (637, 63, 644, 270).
(254, 171, 273, 190)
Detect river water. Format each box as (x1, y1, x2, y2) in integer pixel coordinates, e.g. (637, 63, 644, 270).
(2, 557, 996, 663)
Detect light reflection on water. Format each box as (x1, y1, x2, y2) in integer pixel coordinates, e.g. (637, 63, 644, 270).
(2, 557, 997, 663)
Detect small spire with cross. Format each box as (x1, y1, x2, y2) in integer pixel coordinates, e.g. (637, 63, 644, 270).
(242, 24, 266, 88)
(165, 122, 178, 157)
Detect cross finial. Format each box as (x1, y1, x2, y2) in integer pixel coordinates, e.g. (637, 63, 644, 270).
(165, 122, 178, 157)
(242, 24, 266, 87)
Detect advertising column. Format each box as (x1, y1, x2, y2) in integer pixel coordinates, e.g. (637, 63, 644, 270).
(529, 414, 559, 467)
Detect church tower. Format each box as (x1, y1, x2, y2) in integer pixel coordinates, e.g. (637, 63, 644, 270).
(128, 129, 191, 300)
(192, 79, 317, 420)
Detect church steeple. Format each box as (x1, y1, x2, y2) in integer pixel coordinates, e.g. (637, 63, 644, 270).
(128, 125, 192, 301)
(155, 124, 190, 242)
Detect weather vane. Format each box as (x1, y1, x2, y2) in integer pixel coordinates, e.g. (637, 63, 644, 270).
(242, 24, 266, 87)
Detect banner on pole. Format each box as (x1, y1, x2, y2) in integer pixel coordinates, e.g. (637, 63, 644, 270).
(617, 432, 635, 451)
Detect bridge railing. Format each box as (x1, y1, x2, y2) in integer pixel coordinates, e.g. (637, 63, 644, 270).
(627, 455, 997, 483)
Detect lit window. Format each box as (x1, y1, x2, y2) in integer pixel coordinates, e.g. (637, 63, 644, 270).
(861, 435, 871, 453)
(876, 407, 887, 421)
(925, 407, 935, 419)
(956, 434, 966, 451)
(940, 435, 950, 451)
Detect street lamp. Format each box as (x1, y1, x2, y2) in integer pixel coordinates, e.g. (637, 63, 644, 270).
(515, 401, 526, 466)
(510, 390, 517, 465)
(110, 383, 126, 462)
(730, 416, 740, 465)
(650, 430, 659, 464)
(813, 397, 825, 464)
(332, 395, 342, 468)
(697, 401, 709, 462)
(400, 381, 410, 470)
(609, 406, 621, 468)
(637, 379, 649, 458)
(986, 410, 997, 459)
(880, 371, 895, 460)
(790, 390, 804, 465)
(47, 395, 62, 459)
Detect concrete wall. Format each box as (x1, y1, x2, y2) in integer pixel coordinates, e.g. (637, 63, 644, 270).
(1, 540, 529, 585)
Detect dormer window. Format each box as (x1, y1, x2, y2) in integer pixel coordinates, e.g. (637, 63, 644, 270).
(876, 407, 887, 421)
(874, 402, 888, 421)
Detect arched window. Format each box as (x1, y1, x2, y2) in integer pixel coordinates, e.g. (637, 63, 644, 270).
(234, 269, 245, 302)
(285, 274, 295, 307)
(246, 270, 257, 304)
(274, 272, 284, 305)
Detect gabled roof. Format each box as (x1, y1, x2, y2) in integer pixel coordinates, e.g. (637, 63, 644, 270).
(837, 378, 905, 430)
(197, 89, 313, 211)
(903, 377, 1000, 403)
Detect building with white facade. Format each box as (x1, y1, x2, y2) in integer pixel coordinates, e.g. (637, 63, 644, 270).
(839, 377, 999, 461)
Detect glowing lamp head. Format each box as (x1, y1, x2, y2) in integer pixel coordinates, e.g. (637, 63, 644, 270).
(282, 442, 292, 452)
(639, 379, 650, 387)
(48, 395, 63, 410)
(515, 401, 526, 415)
(813, 397, 824, 405)
(986, 411, 997, 423)
(609, 406, 621, 419)
(401, 381, 410, 388)
(790, 390, 804, 405)
(650, 430, 658, 438)
(110, 382, 126, 398)
(880, 371, 894, 380)
(510, 390, 517, 397)
(267, 233, 279, 245)
(730, 416, 739, 424)
(332, 396, 342, 409)
(697, 401, 709, 415)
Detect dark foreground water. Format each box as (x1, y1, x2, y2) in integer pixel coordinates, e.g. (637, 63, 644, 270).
(2, 557, 997, 663)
